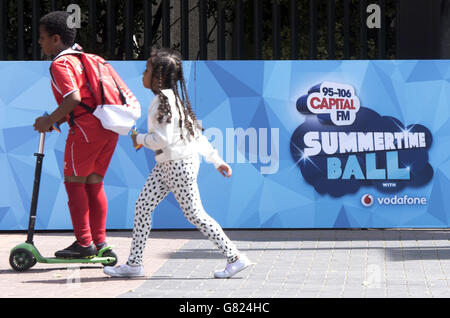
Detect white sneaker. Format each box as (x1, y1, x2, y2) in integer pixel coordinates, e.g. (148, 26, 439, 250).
(103, 263, 145, 277)
(214, 254, 254, 279)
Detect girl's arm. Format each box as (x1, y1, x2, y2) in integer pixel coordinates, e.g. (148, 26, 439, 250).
(135, 98, 175, 151)
(135, 127, 173, 151)
(196, 134, 232, 177)
(196, 134, 226, 169)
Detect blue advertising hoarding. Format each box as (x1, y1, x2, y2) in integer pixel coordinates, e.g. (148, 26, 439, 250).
(0, 60, 449, 230)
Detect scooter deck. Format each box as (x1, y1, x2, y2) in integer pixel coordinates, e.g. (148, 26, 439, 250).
(11, 242, 116, 264)
(37, 256, 115, 264)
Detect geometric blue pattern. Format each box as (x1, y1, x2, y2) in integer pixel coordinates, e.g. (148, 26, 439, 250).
(1, 60, 449, 230)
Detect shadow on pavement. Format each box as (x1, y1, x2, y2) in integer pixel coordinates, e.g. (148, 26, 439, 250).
(4, 229, 449, 242)
(147, 229, 450, 242)
(22, 276, 149, 284)
(162, 246, 450, 261)
(3, 266, 104, 274)
(386, 247, 450, 261)
(145, 276, 224, 281)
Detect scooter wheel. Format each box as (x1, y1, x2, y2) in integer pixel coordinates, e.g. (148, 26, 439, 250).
(101, 250, 118, 267)
(9, 248, 37, 272)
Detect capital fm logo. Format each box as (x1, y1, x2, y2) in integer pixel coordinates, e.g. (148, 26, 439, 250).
(306, 82, 360, 126)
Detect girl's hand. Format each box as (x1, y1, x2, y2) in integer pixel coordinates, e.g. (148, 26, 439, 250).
(217, 164, 232, 178)
(130, 134, 139, 148)
(130, 129, 144, 151)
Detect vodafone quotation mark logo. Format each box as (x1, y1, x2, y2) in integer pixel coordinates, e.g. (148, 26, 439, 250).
(361, 194, 374, 207)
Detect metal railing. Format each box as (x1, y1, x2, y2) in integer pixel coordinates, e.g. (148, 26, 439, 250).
(0, 0, 401, 61)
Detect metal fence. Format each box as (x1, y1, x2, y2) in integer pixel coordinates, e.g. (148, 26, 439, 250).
(0, 0, 401, 61)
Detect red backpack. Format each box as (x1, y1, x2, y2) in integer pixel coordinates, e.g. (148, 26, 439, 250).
(51, 46, 141, 135)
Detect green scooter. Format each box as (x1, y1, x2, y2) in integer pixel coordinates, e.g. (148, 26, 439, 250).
(9, 132, 118, 272)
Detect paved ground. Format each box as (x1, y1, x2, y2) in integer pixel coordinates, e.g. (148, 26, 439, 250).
(1, 229, 450, 298)
(0, 231, 189, 298)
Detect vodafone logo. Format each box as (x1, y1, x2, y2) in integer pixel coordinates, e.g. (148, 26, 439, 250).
(361, 194, 374, 207)
(360, 194, 428, 207)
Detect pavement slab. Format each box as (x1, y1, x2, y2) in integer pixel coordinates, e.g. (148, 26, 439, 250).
(1, 229, 449, 298)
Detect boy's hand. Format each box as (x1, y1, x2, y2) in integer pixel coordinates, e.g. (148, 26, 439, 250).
(217, 164, 232, 178)
(33, 116, 53, 133)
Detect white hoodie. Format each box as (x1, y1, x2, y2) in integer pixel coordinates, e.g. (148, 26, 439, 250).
(136, 89, 226, 169)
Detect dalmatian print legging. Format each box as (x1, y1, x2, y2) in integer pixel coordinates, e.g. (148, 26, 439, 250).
(127, 154, 240, 266)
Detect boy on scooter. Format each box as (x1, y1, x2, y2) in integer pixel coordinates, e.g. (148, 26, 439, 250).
(33, 11, 118, 258)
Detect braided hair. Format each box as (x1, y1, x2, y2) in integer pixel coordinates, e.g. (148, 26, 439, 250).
(148, 48, 203, 141)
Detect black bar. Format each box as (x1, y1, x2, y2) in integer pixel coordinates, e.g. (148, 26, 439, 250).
(396, 0, 400, 59)
(88, 0, 97, 53)
(66, 0, 78, 10)
(0, 0, 7, 60)
(50, 0, 57, 11)
(234, 0, 243, 59)
(344, 0, 350, 59)
(396, 0, 441, 59)
(26, 153, 45, 245)
(32, 0, 40, 60)
(144, 0, 152, 58)
(124, 0, 134, 59)
(360, 0, 368, 59)
(17, 0, 24, 60)
(437, 0, 448, 58)
(328, 0, 335, 59)
(272, 0, 281, 60)
(162, 0, 170, 48)
(378, 0, 386, 59)
(309, 0, 317, 59)
(217, 0, 226, 60)
(199, 0, 207, 59)
(181, 0, 189, 59)
(106, 0, 116, 58)
(254, 0, 262, 59)
(290, 0, 299, 60)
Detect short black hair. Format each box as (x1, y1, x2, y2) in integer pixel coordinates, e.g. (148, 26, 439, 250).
(40, 11, 76, 47)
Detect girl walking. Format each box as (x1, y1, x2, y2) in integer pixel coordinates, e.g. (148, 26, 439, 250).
(104, 49, 253, 278)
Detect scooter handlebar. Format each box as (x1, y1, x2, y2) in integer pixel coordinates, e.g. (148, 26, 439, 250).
(38, 132, 45, 155)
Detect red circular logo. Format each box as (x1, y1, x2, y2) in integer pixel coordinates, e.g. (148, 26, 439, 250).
(361, 194, 374, 207)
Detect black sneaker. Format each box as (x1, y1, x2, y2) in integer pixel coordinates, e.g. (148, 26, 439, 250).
(95, 242, 118, 266)
(55, 241, 97, 258)
(96, 242, 108, 252)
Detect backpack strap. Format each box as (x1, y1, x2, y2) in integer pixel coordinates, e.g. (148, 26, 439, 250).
(68, 54, 97, 127)
(98, 61, 127, 105)
(49, 53, 92, 128)
(111, 75, 127, 105)
(49, 59, 75, 128)
(67, 102, 95, 127)
(50, 47, 97, 128)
